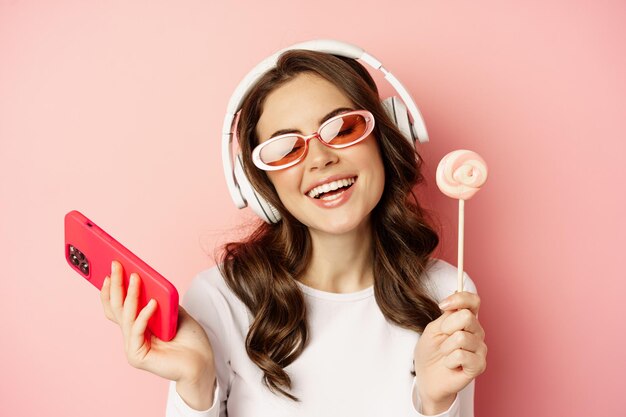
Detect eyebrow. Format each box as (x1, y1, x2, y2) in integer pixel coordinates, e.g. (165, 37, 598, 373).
(268, 107, 354, 139)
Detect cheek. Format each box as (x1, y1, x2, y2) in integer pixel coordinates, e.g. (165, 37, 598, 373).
(359, 140, 385, 176)
(267, 169, 303, 202)
(371, 161, 386, 201)
(362, 143, 386, 197)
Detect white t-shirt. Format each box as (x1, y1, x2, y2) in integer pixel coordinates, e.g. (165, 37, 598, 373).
(165, 258, 477, 417)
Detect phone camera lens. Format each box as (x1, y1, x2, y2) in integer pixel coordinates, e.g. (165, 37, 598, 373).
(70, 254, 80, 266)
(80, 262, 89, 275)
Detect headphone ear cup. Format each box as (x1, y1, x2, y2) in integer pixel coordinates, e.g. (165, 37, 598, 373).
(233, 154, 282, 224)
(381, 96, 415, 148)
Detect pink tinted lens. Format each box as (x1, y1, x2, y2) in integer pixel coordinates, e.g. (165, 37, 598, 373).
(320, 113, 369, 146)
(258, 136, 306, 167)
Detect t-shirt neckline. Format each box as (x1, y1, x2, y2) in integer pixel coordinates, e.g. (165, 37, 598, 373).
(296, 280, 374, 301)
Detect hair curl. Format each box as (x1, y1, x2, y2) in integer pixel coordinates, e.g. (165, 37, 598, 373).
(218, 50, 442, 401)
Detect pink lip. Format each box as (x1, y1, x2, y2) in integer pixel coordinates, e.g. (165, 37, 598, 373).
(306, 180, 356, 209)
(303, 174, 358, 195)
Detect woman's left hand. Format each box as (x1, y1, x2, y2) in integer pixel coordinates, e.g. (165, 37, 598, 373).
(413, 291, 487, 413)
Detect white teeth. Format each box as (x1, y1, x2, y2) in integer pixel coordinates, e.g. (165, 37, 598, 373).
(307, 177, 356, 198)
(320, 192, 343, 201)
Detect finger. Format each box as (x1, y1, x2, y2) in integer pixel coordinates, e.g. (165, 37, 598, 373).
(100, 276, 116, 322)
(439, 330, 482, 356)
(110, 261, 125, 325)
(129, 299, 158, 354)
(423, 309, 453, 335)
(132, 299, 158, 339)
(443, 348, 487, 378)
(440, 308, 485, 338)
(438, 291, 480, 315)
(109, 260, 126, 321)
(122, 273, 141, 340)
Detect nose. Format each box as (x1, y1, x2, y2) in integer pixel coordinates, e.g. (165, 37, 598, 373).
(305, 135, 338, 171)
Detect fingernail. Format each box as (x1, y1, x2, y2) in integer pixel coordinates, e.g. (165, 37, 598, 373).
(438, 299, 452, 310)
(111, 260, 117, 272)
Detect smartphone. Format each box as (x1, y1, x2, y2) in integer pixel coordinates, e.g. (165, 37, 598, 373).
(64, 210, 179, 341)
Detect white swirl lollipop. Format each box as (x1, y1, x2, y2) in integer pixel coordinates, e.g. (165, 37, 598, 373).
(436, 150, 488, 292)
(436, 150, 488, 200)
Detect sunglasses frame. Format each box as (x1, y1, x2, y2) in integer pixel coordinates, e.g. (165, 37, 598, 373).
(251, 109, 375, 171)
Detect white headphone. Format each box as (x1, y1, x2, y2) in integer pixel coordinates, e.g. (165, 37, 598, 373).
(221, 39, 429, 224)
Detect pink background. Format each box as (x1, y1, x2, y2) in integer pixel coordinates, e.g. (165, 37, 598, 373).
(1, 1, 624, 416)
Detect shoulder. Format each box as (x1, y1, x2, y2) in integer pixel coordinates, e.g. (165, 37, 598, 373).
(184, 264, 233, 304)
(422, 258, 479, 303)
(182, 264, 245, 327)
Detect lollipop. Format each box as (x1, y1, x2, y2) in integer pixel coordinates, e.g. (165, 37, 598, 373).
(436, 150, 488, 292)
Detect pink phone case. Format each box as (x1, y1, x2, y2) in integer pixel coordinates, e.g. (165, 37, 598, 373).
(64, 210, 179, 341)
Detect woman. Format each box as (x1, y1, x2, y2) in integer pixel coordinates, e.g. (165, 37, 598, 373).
(101, 49, 487, 417)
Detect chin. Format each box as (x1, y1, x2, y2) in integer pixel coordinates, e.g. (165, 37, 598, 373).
(310, 212, 372, 236)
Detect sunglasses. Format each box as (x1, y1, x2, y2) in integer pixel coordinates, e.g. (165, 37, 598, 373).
(251, 110, 375, 171)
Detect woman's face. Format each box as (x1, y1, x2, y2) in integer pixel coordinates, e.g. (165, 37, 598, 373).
(255, 72, 385, 235)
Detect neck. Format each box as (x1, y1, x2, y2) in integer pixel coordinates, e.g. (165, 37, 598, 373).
(299, 218, 375, 293)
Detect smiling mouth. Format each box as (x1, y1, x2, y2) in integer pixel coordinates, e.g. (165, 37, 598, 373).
(306, 177, 357, 200)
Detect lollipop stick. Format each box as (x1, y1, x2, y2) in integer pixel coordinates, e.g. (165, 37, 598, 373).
(458, 198, 465, 292)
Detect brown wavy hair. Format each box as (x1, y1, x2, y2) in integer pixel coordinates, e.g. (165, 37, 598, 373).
(218, 50, 442, 401)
